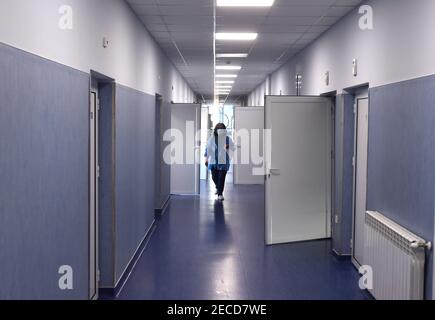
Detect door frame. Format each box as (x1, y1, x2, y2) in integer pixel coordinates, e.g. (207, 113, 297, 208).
(351, 89, 370, 268)
(89, 86, 99, 300)
(321, 91, 337, 248)
(154, 93, 164, 212)
(89, 71, 115, 299)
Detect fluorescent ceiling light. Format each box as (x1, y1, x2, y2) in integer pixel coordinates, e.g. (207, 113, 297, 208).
(216, 65, 242, 70)
(216, 74, 238, 78)
(217, 0, 274, 7)
(216, 86, 233, 89)
(216, 80, 235, 84)
(216, 53, 249, 58)
(216, 33, 258, 41)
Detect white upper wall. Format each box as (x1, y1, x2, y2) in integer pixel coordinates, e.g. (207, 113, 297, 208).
(0, 0, 195, 103)
(249, 0, 435, 103)
(247, 75, 270, 106)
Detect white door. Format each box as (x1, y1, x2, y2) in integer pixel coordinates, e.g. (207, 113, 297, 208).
(234, 107, 265, 185)
(170, 103, 201, 195)
(352, 95, 369, 266)
(265, 96, 332, 245)
(89, 90, 99, 299)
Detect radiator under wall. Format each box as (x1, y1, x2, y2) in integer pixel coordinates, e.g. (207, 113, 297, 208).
(364, 211, 431, 300)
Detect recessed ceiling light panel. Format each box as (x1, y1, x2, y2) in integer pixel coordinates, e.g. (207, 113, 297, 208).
(216, 53, 249, 58)
(216, 80, 235, 84)
(216, 74, 238, 78)
(216, 33, 258, 41)
(216, 66, 242, 70)
(217, 0, 275, 7)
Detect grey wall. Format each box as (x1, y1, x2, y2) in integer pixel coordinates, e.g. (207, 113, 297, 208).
(0, 43, 89, 299)
(114, 85, 156, 284)
(0, 0, 195, 103)
(367, 75, 435, 298)
(155, 101, 172, 210)
(98, 82, 116, 288)
(94, 83, 161, 289)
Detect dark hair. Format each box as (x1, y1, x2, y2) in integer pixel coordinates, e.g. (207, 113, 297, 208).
(214, 123, 227, 136)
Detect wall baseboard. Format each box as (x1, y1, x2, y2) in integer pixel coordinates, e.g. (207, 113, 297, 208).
(98, 220, 158, 299)
(332, 249, 352, 260)
(155, 195, 171, 220)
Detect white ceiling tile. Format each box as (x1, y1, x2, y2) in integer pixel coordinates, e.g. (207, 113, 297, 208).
(126, 0, 362, 97)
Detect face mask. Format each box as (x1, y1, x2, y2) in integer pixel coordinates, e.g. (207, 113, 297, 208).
(217, 129, 227, 136)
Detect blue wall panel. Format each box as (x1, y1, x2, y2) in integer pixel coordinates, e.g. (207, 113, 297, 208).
(98, 82, 115, 288)
(0, 43, 89, 299)
(114, 85, 156, 283)
(368, 75, 435, 298)
(158, 101, 172, 209)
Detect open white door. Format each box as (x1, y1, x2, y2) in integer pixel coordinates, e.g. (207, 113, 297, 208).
(170, 103, 201, 195)
(265, 96, 333, 245)
(352, 93, 369, 266)
(234, 107, 265, 185)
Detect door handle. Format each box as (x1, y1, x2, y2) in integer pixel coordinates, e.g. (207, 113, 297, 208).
(267, 168, 281, 178)
(269, 169, 280, 175)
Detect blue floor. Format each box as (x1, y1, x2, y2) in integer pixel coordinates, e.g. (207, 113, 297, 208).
(109, 177, 371, 300)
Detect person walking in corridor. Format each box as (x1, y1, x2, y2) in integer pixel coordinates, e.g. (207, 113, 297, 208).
(204, 123, 235, 201)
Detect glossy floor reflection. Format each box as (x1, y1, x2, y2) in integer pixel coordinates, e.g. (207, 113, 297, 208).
(110, 176, 371, 300)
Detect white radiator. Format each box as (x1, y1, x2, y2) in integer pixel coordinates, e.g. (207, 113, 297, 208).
(364, 211, 431, 300)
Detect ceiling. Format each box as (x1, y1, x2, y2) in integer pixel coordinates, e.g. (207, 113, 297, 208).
(126, 0, 362, 102)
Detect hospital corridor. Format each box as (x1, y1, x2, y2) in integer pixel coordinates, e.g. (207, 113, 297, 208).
(1, 0, 435, 305)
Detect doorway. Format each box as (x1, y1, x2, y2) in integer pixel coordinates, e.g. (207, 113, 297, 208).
(264, 96, 334, 245)
(233, 106, 265, 185)
(170, 103, 201, 195)
(352, 90, 369, 267)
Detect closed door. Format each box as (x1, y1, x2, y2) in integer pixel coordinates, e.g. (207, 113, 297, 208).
(170, 104, 201, 195)
(234, 107, 265, 185)
(89, 90, 99, 299)
(265, 96, 332, 245)
(353, 96, 369, 266)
